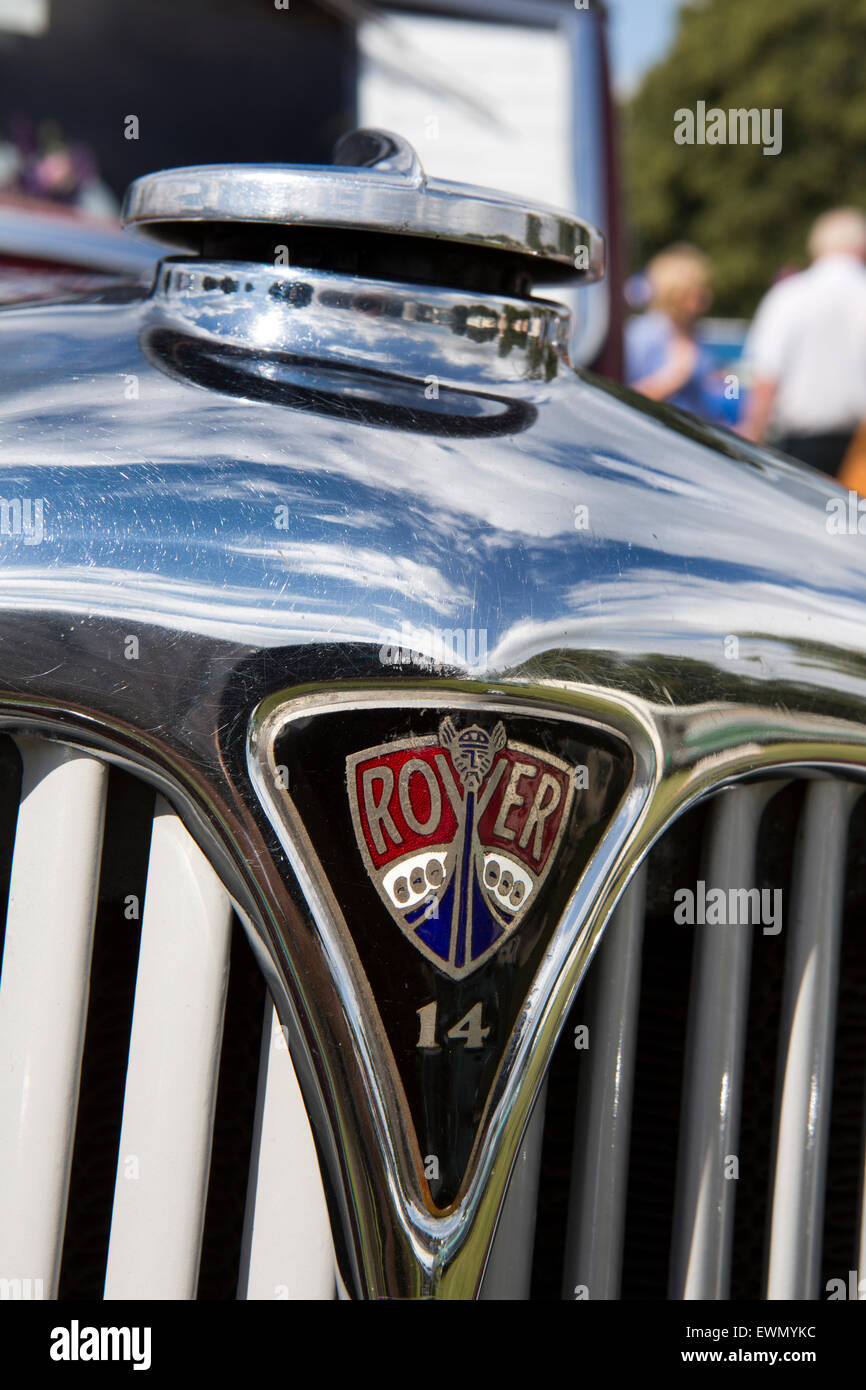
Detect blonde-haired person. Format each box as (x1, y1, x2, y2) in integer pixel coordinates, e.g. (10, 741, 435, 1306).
(625, 244, 716, 419)
(741, 208, 866, 475)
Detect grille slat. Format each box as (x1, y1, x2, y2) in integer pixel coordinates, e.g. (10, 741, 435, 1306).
(561, 863, 647, 1300)
(480, 1077, 548, 1299)
(766, 781, 861, 1299)
(668, 785, 774, 1299)
(103, 796, 232, 1300)
(0, 740, 107, 1297)
(237, 999, 334, 1301)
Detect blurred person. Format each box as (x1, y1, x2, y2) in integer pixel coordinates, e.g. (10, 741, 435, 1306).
(625, 243, 717, 420)
(741, 208, 866, 475)
(0, 114, 117, 218)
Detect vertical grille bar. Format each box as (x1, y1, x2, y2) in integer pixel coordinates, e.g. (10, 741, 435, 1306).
(766, 781, 861, 1299)
(0, 740, 106, 1296)
(561, 864, 647, 1300)
(103, 798, 232, 1299)
(480, 1077, 549, 1299)
(237, 1000, 335, 1300)
(668, 785, 775, 1299)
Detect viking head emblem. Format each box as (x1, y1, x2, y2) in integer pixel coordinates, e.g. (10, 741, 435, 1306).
(439, 717, 506, 791)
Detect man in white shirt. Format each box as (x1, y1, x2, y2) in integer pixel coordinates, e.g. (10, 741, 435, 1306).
(741, 208, 866, 475)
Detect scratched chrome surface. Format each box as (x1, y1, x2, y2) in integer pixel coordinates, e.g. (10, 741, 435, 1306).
(1, 247, 866, 1297)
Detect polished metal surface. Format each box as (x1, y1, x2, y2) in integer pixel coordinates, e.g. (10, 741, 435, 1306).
(2, 149, 866, 1295)
(331, 128, 424, 181)
(0, 203, 160, 277)
(480, 1077, 548, 1300)
(121, 130, 604, 283)
(766, 781, 862, 1299)
(149, 259, 571, 386)
(562, 863, 646, 1301)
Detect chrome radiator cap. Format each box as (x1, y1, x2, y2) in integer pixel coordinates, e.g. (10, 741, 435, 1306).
(121, 127, 605, 285)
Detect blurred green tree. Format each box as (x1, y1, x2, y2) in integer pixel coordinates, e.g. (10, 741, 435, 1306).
(624, 0, 866, 316)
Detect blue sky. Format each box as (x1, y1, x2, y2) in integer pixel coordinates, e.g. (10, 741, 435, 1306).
(607, 0, 685, 96)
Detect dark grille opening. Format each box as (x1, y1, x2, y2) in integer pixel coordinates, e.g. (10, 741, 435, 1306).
(530, 776, 866, 1301)
(197, 919, 266, 1299)
(530, 992, 590, 1301)
(59, 765, 154, 1298)
(618, 800, 706, 1300)
(0, 734, 23, 976)
(729, 782, 801, 1300)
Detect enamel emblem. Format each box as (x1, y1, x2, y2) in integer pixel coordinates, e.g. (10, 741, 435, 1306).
(347, 718, 575, 979)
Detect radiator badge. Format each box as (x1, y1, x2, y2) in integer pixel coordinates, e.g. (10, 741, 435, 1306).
(347, 718, 575, 980)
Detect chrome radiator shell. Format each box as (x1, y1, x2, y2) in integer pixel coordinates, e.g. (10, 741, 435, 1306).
(1, 153, 866, 1298)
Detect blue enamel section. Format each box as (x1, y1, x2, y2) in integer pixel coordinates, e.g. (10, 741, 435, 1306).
(468, 878, 504, 959)
(412, 876, 455, 963)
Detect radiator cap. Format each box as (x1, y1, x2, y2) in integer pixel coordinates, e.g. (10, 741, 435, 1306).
(121, 128, 604, 285)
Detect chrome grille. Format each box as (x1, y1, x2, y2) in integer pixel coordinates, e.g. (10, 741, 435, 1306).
(3, 734, 865, 1300)
(0, 736, 334, 1301)
(525, 778, 866, 1301)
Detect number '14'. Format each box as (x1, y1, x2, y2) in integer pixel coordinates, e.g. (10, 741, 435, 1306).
(416, 1000, 490, 1050)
